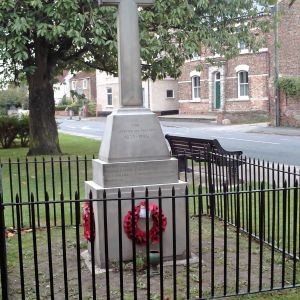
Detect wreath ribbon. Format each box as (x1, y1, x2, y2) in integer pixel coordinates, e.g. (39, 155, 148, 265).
(82, 202, 95, 241)
(123, 202, 167, 245)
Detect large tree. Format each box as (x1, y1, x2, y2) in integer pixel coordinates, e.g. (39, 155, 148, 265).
(0, 0, 271, 155)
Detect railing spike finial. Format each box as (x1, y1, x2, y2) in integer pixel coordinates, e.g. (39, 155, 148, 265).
(294, 180, 298, 188)
(158, 187, 162, 197)
(283, 180, 287, 188)
(145, 187, 149, 197)
(185, 185, 189, 195)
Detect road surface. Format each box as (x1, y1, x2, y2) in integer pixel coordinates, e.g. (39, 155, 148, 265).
(57, 117, 300, 166)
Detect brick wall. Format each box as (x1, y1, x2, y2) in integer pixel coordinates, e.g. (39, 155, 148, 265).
(178, 0, 300, 120)
(277, 0, 300, 77)
(279, 92, 300, 126)
(178, 52, 270, 114)
(268, 0, 300, 124)
(180, 101, 209, 115)
(70, 71, 97, 101)
(224, 100, 269, 112)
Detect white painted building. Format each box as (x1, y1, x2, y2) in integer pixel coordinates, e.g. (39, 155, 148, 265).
(96, 70, 179, 115)
(53, 71, 73, 104)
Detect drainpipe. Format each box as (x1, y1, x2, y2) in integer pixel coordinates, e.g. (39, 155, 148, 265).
(273, 3, 280, 126)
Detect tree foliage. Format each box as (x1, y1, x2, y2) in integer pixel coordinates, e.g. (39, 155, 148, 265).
(0, 0, 272, 154)
(0, 0, 272, 83)
(0, 85, 29, 114)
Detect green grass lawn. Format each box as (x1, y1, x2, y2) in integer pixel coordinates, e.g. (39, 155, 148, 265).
(1, 134, 299, 299)
(0, 133, 100, 228)
(0, 133, 100, 160)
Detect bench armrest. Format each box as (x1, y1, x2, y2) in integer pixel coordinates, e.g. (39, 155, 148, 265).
(212, 139, 243, 156)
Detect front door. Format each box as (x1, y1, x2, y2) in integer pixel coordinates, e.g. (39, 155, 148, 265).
(214, 72, 221, 110)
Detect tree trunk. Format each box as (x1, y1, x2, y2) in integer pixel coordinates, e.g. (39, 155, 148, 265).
(27, 40, 61, 156)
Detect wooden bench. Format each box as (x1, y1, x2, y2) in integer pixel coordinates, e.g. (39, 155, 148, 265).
(165, 134, 244, 182)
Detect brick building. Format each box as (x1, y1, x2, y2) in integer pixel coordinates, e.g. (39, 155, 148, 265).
(70, 71, 97, 102)
(178, 0, 300, 124)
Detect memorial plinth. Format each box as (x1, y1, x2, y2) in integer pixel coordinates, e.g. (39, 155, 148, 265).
(85, 108, 188, 268)
(88, 0, 188, 269)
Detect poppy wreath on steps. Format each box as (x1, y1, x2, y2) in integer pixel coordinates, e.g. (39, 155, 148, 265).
(123, 202, 167, 245)
(82, 201, 95, 242)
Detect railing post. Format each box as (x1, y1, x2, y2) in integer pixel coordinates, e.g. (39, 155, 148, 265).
(0, 164, 3, 195)
(0, 193, 8, 300)
(207, 146, 213, 216)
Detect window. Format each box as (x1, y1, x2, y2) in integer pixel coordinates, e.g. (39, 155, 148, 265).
(107, 87, 112, 106)
(71, 80, 77, 90)
(142, 88, 145, 105)
(166, 89, 174, 98)
(238, 71, 249, 98)
(191, 52, 200, 61)
(238, 41, 249, 54)
(82, 79, 88, 90)
(238, 41, 246, 51)
(192, 76, 200, 99)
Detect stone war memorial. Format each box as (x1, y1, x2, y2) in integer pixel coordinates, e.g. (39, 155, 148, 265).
(85, 0, 188, 268)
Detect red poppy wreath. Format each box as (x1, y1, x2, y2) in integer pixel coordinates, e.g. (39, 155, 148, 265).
(82, 202, 95, 242)
(123, 202, 167, 245)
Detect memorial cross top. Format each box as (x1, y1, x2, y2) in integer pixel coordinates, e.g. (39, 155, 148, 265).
(98, 0, 155, 107)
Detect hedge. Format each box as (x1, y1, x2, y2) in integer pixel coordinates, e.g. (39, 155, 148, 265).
(0, 114, 29, 148)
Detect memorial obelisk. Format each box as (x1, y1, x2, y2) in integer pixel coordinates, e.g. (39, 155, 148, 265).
(85, 0, 188, 268)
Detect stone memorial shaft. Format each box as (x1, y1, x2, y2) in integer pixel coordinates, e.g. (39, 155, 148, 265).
(86, 0, 188, 268)
(99, 0, 154, 107)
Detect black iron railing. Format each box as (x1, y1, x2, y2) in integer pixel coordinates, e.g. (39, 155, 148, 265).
(0, 183, 299, 299)
(0, 153, 300, 299)
(0, 156, 94, 229)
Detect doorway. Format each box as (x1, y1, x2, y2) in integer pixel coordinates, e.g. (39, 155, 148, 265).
(214, 72, 221, 110)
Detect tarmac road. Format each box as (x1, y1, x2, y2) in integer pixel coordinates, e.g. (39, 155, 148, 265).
(57, 117, 300, 166)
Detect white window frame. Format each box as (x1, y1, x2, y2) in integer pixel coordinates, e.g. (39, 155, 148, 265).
(71, 80, 77, 90)
(82, 79, 88, 90)
(192, 76, 200, 100)
(191, 52, 201, 61)
(188, 70, 201, 101)
(235, 65, 249, 100)
(238, 41, 247, 49)
(106, 87, 113, 106)
(142, 87, 145, 106)
(238, 71, 249, 100)
(166, 89, 174, 99)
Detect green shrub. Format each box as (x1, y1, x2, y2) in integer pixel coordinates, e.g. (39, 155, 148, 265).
(0, 116, 19, 148)
(0, 85, 29, 112)
(278, 77, 300, 98)
(17, 114, 30, 147)
(55, 104, 68, 111)
(0, 114, 30, 148)
(87, 102, 96, 117)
